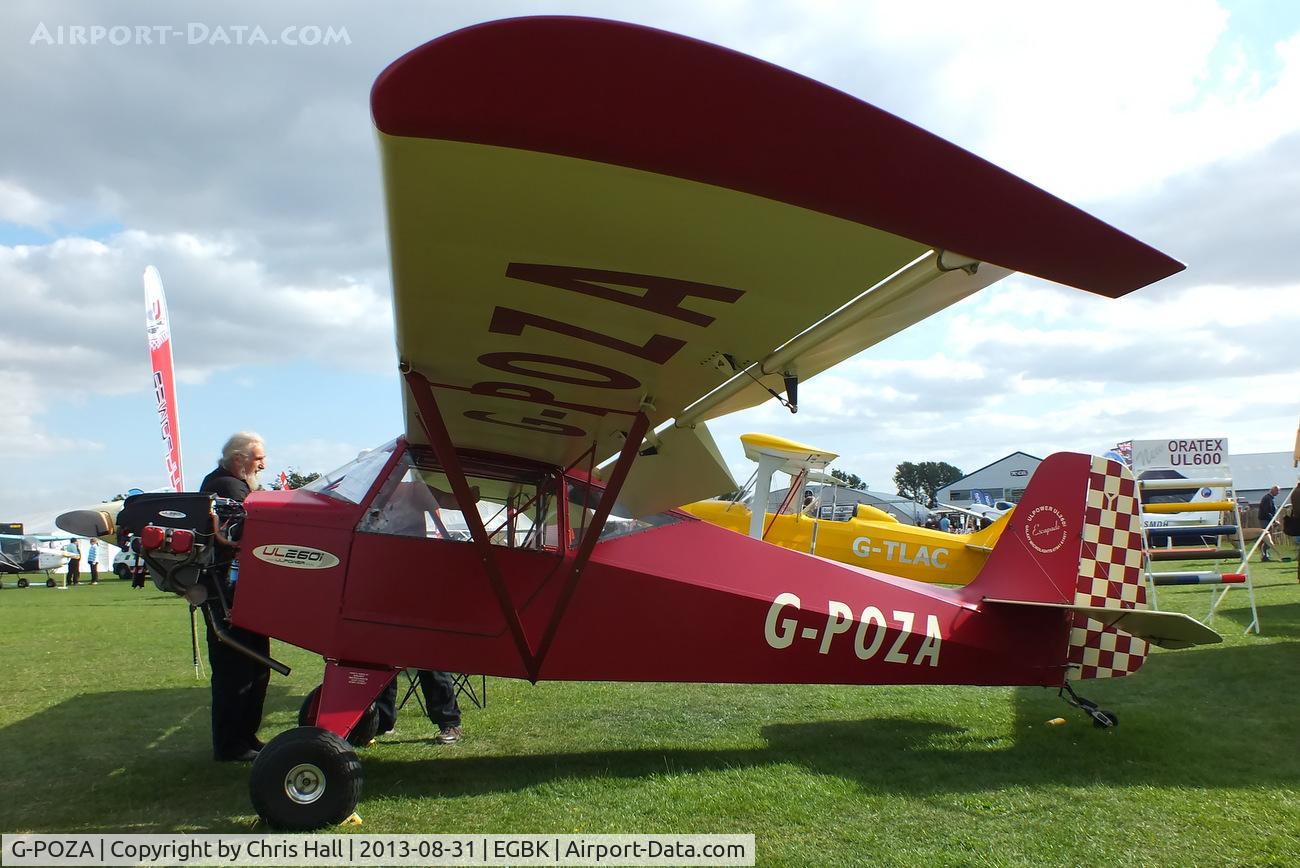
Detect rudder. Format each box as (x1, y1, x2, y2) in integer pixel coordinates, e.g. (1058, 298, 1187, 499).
(1066, 455, 1149, 680)
(968, 452, 1151, 680)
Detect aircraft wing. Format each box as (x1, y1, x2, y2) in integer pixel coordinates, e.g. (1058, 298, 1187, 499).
(374, 17, 1183, 472)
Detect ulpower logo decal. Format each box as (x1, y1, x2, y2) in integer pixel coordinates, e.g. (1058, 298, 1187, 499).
(252, 544, 340, 570)
(1023, 505, 1068, 554)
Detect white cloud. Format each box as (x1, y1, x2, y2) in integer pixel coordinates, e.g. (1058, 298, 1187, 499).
(0, 228, 397, 401)
(0, 178, 58, 229)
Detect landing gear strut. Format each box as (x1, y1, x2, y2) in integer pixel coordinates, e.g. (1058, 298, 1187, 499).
(1060, 681, 1118, 729)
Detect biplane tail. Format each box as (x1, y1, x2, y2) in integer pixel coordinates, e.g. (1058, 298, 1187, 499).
(970, 453, 1219, 682)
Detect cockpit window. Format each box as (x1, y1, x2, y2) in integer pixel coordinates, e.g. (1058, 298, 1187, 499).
(565, 480, 682, 545)
(358, 449, 561, 553)
(301, 440, 398, 504)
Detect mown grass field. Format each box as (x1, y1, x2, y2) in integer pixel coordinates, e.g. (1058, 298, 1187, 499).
(1, 557, 1297, 866)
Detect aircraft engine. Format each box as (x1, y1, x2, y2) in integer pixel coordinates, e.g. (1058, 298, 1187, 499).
(115, 492, 242, 604)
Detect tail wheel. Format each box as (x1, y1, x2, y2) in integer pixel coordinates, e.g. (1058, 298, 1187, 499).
(297, 686, 380, 747)
(1092, 709, 1119, 729)
(249, 726, 361, 830)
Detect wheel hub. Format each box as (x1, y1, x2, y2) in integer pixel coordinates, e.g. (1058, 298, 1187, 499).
(284, 762, 327, 805)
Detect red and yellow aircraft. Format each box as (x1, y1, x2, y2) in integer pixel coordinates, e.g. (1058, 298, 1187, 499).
(61, 17, 1218, 829)
(682, 433, 1009, 584)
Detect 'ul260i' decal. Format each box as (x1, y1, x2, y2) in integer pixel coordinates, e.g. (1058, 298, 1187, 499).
(252, 545, 340, 570)
(764, 592, 942, 667)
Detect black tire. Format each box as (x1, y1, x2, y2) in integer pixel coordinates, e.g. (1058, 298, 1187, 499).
(298, 686, 380, 748)
(249, 726, 362, 830)
(1093, 709, 1119, 729)
(17, 577, 29, 588)
(115, 564, 130, 580)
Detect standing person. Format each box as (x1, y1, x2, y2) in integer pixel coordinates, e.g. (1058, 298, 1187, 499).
(1289, 485, 1300, 583)
(1259, 485, 1279, 562)
(130, 545, 148, 589)
(938, 514, 950, 533)
(86, 538, 99, 585)
(200, 431, 271, 762)
(63, 538, 81, 587)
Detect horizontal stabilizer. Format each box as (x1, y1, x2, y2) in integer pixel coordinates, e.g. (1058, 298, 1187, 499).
(983, 598, 1222, 649)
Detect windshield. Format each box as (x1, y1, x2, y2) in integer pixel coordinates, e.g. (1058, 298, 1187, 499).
(301, 440, 399, 504)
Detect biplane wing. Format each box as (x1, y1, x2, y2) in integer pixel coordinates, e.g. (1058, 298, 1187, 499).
(374, 17, 1183, 497)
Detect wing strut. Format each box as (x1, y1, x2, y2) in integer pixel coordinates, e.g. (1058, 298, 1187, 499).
(533, 408, 650, 680)
(404, 369, 538, 675)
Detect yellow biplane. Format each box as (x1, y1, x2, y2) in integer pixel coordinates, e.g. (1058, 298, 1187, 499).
(682, 433, 1009, 584)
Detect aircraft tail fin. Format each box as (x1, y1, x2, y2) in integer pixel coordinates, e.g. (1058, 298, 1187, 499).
(970, 453, 1218, 680)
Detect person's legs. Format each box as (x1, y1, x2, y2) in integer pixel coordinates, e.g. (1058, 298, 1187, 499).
(206, 621, 269, 759)
(375, 676, 398, 734)
(89, 563, 98, 584)
(207, 621, 252, 759)
(418, 670, 462, 742)
(235, 626, 270, 750)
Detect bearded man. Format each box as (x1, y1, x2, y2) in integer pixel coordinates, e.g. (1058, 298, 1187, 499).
(199, 431, 271, 762)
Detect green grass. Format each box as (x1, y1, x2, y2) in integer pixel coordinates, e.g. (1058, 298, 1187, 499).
(2, 561, 1298, 866)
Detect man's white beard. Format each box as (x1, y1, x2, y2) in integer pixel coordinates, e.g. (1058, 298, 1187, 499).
(242, 469, 262, 491)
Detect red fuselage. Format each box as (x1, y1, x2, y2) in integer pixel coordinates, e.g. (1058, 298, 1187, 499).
(231, 441, 1070, 690)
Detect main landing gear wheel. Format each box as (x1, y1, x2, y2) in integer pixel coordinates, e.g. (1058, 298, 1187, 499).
(46, 578, 57, 588)
(17, 578, 29, 588)
(249, 726, 362, 830)
(298, 686, 380, 747)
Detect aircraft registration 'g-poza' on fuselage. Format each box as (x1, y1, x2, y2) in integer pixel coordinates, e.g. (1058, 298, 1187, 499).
(59, 17, 1218, 829)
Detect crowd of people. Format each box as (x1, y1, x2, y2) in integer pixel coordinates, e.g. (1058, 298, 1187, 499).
(921, 512, 990, 533)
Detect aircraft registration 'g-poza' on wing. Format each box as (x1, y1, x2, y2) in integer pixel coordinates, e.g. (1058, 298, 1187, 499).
(58, 17, 1215, 829)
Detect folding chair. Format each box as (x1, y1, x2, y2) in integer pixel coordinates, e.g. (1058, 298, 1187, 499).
(397, 669, 487, 713)
(451, 672, 487, 709)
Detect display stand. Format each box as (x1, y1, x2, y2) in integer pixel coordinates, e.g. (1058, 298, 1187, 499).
(1139, 476, 1259, 634)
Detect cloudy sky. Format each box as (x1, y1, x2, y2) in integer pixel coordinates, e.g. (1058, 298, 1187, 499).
(3, 0, 1298, 528)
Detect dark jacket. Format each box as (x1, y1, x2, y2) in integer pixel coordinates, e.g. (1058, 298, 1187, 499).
(1259, 492, 1277, 525)
(200, 466, 251, 502)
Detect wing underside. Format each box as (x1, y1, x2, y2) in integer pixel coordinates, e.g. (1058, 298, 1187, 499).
(374, 17, 1184, 475)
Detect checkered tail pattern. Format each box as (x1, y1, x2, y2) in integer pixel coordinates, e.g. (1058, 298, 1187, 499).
(1066, 455, 1150, 680)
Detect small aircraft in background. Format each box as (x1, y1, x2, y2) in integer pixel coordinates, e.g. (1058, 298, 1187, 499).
(0, 534, 75, 587)
(60, 17, 1220, 829)
(682, 433, 1011, 585)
